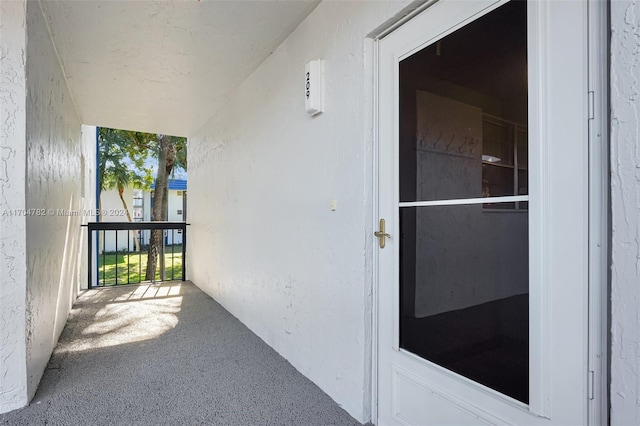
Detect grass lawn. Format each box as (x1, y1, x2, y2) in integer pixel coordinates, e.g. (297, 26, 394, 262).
(97, 245, 183, 286)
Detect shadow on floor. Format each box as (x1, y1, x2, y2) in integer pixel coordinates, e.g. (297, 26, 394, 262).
(1, 282, 360, 426)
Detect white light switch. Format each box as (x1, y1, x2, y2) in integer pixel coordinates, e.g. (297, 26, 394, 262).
(330, 199, 337, 211)
(305, 59, 324, 116)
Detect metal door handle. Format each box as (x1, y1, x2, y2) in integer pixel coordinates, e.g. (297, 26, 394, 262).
(374, 218, 391, 249)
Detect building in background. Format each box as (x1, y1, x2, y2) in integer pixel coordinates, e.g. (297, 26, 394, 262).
(99, 179, 187, 252)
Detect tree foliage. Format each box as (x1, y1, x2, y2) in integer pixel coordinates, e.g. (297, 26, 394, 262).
(98, 127, 187, 278)
(98, 128, 187, 193)
(99, 128, 152, 193)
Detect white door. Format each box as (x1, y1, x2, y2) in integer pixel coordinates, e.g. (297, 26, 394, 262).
(376, 1, 591, 424)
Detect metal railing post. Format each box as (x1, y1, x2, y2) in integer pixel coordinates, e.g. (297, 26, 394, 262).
(182, 222, 186, 281)
(87, 225, 92, 289)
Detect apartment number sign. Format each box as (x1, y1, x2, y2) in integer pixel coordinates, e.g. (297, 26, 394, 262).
(305, 59, 324, 116)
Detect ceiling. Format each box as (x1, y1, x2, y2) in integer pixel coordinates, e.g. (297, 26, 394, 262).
(41, 0, 320, 137)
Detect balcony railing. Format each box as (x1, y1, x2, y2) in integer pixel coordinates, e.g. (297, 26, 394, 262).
(84, 221, 188, 289)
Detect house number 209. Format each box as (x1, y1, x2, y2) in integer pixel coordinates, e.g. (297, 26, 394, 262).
(304, 59, 322, 115)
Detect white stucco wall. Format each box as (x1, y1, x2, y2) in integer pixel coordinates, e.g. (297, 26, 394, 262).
(0, 0, 29, 413)
(80, 125, 97, 291)
(24, 0, 91, 399)
(188, 1, 411, 421)
(611, 1, 640, 424)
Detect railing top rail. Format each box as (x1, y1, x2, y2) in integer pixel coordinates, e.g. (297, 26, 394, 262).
(84, 221, 190, 231)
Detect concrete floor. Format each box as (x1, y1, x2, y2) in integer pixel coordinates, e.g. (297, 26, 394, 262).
(0, 282, 361, 425)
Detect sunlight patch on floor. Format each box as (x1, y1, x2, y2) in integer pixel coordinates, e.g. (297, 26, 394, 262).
(58, 283, 185, 353)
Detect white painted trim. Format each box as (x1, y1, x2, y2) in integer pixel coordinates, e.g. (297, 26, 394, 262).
(392, 365, 514, 426)
(370, 0, 440, 40)
(395, 0, 509, 64)
(526, 0, 550, 416)
(369, 34, 380, 425)
(399, 195, 528, 208)
(527, 1, 592, 419)
(397, 348, 530, 412)
(391, 46, 401, 353)
(587, 0, 609, 424)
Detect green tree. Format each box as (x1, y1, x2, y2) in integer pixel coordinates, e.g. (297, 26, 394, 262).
(98, 128, 187, 280)
(145, 134, 186, 281)
(98, 128, 152, 251)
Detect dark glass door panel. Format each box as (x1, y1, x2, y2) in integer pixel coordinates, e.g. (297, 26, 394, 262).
(399, 204, 529, 403)
(397, 0, 530, 404)
(399, 0, 528, 203)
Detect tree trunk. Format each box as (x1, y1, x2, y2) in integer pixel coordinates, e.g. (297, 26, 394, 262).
(118, 186, 141, 252)
(145, 135, 176, 281)
(98, 194, 103, 254)
(159, 178, 169, 281)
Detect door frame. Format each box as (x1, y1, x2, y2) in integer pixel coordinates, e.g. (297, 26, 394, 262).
(367, 0, 609, 423)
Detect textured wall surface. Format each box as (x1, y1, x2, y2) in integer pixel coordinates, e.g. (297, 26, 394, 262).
(79, 124, 96, 292)
(0, 0, 29, 414)
(188, 1, 411, 421)
(39, 0, 319, 136)
(611, 1, 640, 424)
(24, 1, 90, 399)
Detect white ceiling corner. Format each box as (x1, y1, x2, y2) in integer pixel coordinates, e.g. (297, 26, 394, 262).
(41, 0, 320, 136)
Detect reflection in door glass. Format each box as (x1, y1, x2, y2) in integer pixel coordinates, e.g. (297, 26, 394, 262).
(399, 1, 528, 203)
(400, 205, 528, 402)
(398, 0, 529, 403)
